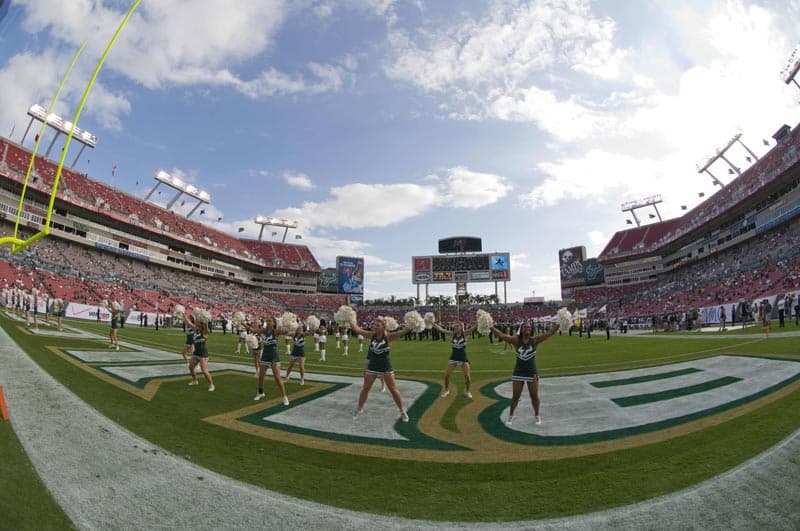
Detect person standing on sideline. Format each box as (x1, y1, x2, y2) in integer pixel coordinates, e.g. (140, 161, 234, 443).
(284, 324, 315, 385)
(434, 321, 478, 399)
(252, 317, 290, 405)
(350, 317, 413, 421)
(718, 305, 726, 332)
(777, 297, 785, 328)
(490, 321, 559, 426)
(187, 319, 214, 392)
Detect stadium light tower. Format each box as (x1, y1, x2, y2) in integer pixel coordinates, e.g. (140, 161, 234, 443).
(144, 170, 211, 218)
(696, 133, 752, 188)
(254, 216, 298, 243)
(780, 42, 800, 91)
(20, 104, 97, 167)
(621, 195, 663, 227)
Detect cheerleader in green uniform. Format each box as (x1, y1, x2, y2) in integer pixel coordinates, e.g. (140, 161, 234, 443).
(350, 317, 413, 421)
(490, 321, 558, 426)
(434, 321, 478, 399)
(252, 316, 290, 405)
(284, 325, 315, 385)
(188, 319, 215, 391)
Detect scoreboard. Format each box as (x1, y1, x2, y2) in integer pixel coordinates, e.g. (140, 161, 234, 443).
(412, 253, 510, 284)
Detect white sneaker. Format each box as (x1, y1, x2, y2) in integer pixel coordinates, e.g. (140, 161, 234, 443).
(440, 389, 450, 397)
(464, 391, 473, 399)
(253, 392, 265, 401)
(115, 345, 120, 351)
(188, 381, 198, 386)
(353, 409, 363, 419)
(300, 378, 304, 386)
(285, 374, 291, 381)
(208, 385, 215, 392)
(400, 411, 409, 422)
(381, 383, 387, 393)
(535, 415, 542, 425)
(506, 416, 513, 426)
(282, 396, 290, 406)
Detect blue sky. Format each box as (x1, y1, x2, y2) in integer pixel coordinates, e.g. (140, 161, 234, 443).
(1, 0, 799, 302)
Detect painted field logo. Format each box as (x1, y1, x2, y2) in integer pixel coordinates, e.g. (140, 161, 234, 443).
(481, 355, 800, 446)
(48, 335, 800, 462)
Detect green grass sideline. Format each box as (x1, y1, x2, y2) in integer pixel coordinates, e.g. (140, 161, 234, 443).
(1, 316, 798, 522)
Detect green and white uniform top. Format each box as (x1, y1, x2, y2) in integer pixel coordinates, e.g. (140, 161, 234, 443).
(260, 330, 280, 365)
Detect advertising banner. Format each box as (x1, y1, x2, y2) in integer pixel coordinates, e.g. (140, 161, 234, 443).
(337, 256, 364, 294)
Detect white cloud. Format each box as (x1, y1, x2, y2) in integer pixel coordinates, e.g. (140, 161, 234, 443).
(384, 0, 632, 131)
(437, 166, 512, 208)
(269, 167, 511, 229)
(283, 171, 315, 190)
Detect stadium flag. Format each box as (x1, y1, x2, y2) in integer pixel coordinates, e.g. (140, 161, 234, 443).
(681, 205, 687, 210)
(271, 231, 277, 236)
(112, 164, 117, 176)
(180, 200, 185, 207)
(648, 213, 655, 218)
(698, 192, 705, 197)
(238, 227, 245, 232)
(200, 209, 205, 215)
(217, 216, 223, 221)
(626, 219, 632, 225)
(598, 304, 607, 313)
(295, 235, 302, 239)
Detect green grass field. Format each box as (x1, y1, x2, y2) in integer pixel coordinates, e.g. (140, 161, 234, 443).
(2, 315, 798, 525)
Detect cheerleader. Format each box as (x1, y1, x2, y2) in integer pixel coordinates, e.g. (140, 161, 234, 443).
(434, 321, 478, 399)
(341, 327, 350, 356)
(284, 325, 315, 385)
(252, 316, 290, 405)
(236, 326, 247, 354)
(179, 312, 195, 366)
(284, 331, 292, 355)
(187, 319, 215, 391)
(109, 309, 121, 350)
(335, 328, 341, 349)
(317, 322, 328, 361)
(490, 321, 558, 426)
(350, 317, 413, 421)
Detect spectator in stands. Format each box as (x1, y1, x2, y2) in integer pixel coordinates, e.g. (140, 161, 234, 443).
(350, 317, 413, 422)
(490, 321, 559, 426)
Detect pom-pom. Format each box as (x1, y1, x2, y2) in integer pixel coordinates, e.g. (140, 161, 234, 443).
(305, 315, 320, 332)
(557, 308, 573, 333)
(280, 311, 299, 332)
(245, 334, 260, 350)
(53, 298, 64, 312)
(174, 304, 186, 316)
(334, 305, 356, 326)
(101, 299, 109, 309)
(424, 312, 435, 330)
(112, 300, 123, 311)
(381, 316, 399, 332)
(232, 311, 245, 328)
(404, 310, 425, 333)
(476, 310, 494, 335)
(194, 308, 212, 324)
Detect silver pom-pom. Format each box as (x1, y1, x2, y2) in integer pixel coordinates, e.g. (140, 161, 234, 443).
(245, 334, 260, 349)
(174, 304, 186, 316)
(280, 311, 299, 332)
(101, 299, 109, 309)
(381, 316, 399, 332)
(557, 308, 573, 333)
(305, 315, 320, 332)
(53, 298, 64, 312)
(112, 300, 123, 311)
(194, 308, 212, 324)
(334, 305, 357, 326)
(404, 310, 425, 333)
(424, 312, 435, 330)
(232, 311, 246, 328)
(476, 310, 494, 335)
